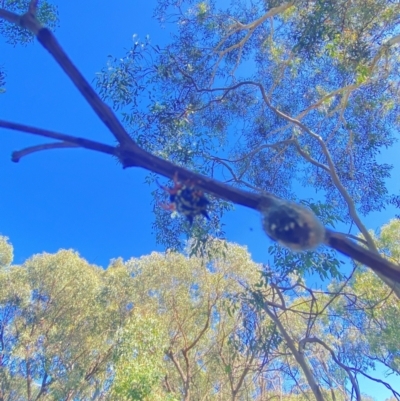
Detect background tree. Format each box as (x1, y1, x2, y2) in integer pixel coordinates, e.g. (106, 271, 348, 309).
(1, 226, 399, 400)
(0, 238, 135, 400)
(124, 240, 271, 401)
(1, 0, 400, 291)
(1, 1, 400, 398)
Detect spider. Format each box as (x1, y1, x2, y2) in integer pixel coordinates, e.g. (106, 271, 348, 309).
(159, 173, 210, 224)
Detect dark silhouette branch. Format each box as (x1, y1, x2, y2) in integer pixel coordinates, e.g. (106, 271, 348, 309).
(35, 28, 136, 147)
(326, 230, 400, 283)
(12, 142, 79, 162)
(0, 8, 19, 24)
(0, 8, 135, 147)
(0, 120, 117, 157)
(354, 370, 400, 400)
(1, 7, 400, 292)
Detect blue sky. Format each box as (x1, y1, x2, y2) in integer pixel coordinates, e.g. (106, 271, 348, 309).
(0, 0, 269, 266)
(0, 0, 399, 398)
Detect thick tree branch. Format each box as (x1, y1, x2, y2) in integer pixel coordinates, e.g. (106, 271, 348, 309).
(325, 230, 400, 284)
(3, 119, 400, 289)
(36, 26, 136, 147)
(0, 9, 135, 147)
(1, 8, 400, 293)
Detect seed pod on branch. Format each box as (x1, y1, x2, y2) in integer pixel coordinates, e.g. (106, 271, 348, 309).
(260, 200, 325, 251)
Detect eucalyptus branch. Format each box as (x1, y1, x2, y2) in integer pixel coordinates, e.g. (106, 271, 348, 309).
(344, 234, 368, 246)
(253, 291, 325, 401)
(0, 120, 117, 157)
(12, 142, 79, 162)
(298, 337, 361, 401)
(3, 122, 400, 291)
(207, 155, 261, 191)
(185, 299, 212, 353)
(292, 139, 330, 173)
(212, 2, 294, 81)
(354, 370, 400, 400)
(1, 7, 400, 293)
(0, 9, 134, 147)
(166, 350, 187, 385)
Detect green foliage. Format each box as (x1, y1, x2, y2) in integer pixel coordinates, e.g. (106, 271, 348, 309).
(1, 229, 400, 399)
(290, 0, 398, 68)
(267, 243, 344, 280)
(0, 67, 5, 94)
(96, 0, 400, 257)
(0, 247, 135, 400)
(374, 218, 400, 263)
(111, 316, 167, 400)
(349, 220, 400, 371)
(124, 239, 266, 397)
(0, 235, 13, 266)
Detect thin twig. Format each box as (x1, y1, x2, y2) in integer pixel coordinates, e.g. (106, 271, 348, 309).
(298, 337, 361, 401)
(0, 120, 117, 157)
(28, 0, 39, 14)
(12, 142, 79, 162)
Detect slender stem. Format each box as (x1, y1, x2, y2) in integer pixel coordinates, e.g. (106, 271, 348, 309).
(0, 120, 117, 157)
(28, 0, 39, 14)
(12, 142, 79, 162)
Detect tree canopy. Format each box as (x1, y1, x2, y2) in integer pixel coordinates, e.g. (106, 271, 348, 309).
(94, 0, 400, 289)
(1, 1, 400, 399)
(1, 0, 400, 289)
(96, 0, 400, 248)
(1, 223, 400, 400)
